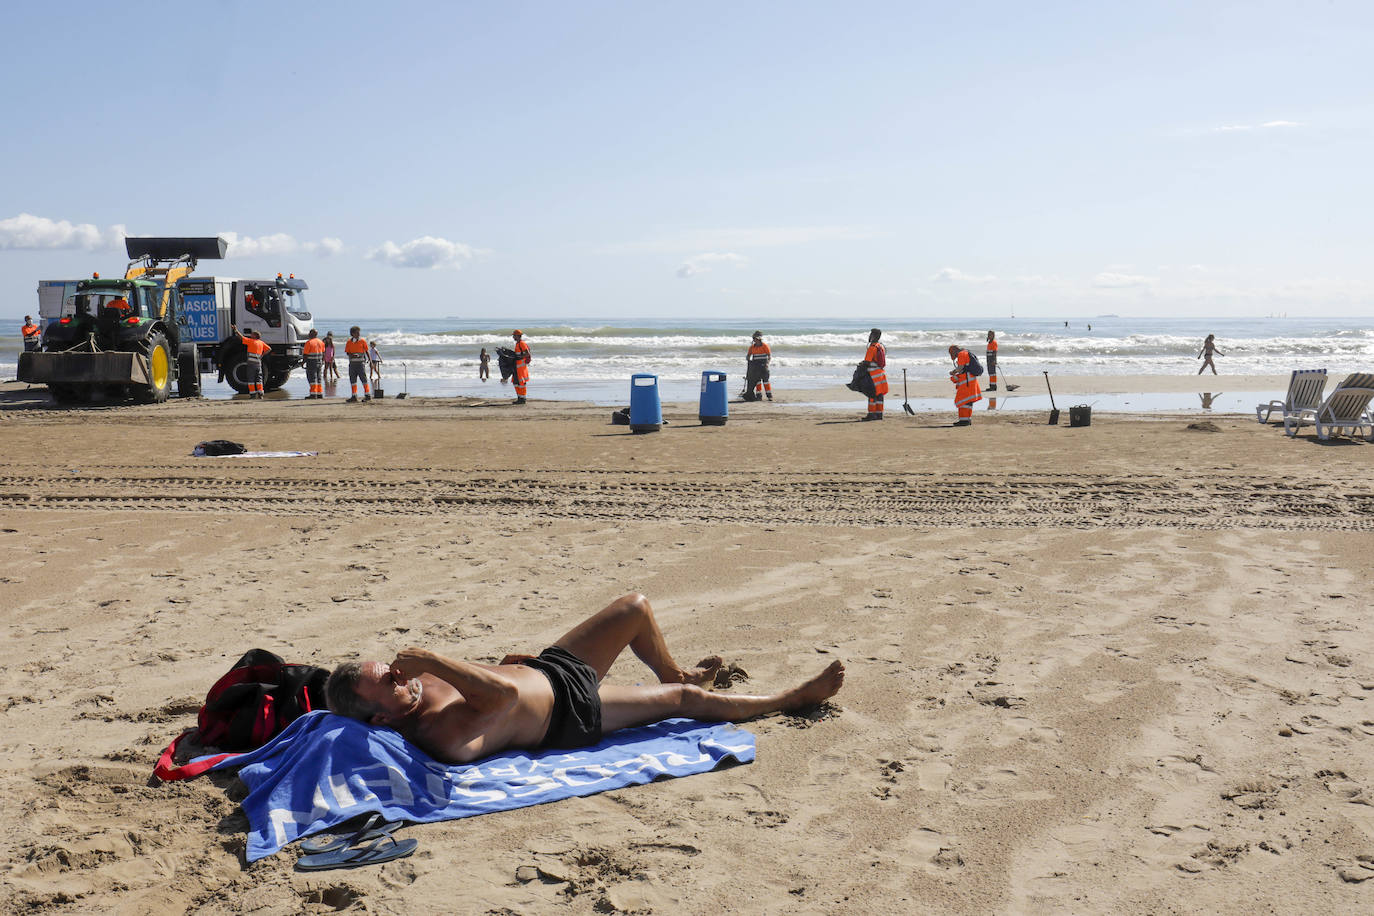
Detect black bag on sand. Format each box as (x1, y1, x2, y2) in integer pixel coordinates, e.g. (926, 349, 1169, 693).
(193, 440, 247, 456)
(611, 407, 630, 425)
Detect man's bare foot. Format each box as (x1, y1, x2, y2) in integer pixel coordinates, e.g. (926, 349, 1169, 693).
(780, 660, 846, 712)
(677, 656, 724, 686)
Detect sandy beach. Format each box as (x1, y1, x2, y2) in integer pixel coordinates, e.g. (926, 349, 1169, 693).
(2, 380, 1373, 914)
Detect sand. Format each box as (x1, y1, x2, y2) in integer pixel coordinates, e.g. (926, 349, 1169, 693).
(2, 379, 1373, 914)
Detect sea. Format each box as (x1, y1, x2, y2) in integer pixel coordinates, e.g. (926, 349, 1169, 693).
(4, 315, 1372, 413)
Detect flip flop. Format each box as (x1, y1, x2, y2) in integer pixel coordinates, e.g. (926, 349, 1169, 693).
(295, 834, 418, 872)
(299, 813, 407, 855)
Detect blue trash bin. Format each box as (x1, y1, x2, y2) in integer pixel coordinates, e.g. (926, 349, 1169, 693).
(629, 373, 662, 433)
(699, 371, 728, 425)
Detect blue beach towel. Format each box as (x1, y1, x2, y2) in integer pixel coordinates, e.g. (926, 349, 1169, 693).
(192, 711, 755, 861)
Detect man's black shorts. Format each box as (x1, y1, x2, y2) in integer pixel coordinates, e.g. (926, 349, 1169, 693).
(519, 645, 603, 749)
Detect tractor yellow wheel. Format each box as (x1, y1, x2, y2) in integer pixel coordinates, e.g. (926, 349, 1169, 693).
(140, 331, 173, 403)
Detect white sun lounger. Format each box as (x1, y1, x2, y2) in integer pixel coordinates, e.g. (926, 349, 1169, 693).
(1257, 369, 1326, 423)
(1283, 372, 1374, 440)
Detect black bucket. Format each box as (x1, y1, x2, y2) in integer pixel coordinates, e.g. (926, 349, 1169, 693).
(1069, 405, 1092, 427)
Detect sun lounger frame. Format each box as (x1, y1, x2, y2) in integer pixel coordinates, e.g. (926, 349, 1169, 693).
(1257, 368, 1326, 424)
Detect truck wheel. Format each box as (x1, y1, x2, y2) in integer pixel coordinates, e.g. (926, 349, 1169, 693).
(222, 353, 251, 394)
(139, 331, 173, 403)
(177, 345, 202, 398)
(266, 367, 291, 391)
(49, 383, 89, 405)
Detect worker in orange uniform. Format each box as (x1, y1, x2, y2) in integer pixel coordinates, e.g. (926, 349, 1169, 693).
(861, 328, 888, 420)
(511, 329, 531, 404)
(106, 296, 131, 316)
(230, 325, 271, 399)
(985, 330, 999, 392)
(743, 331, 772, 401)
(344, 326, 373, 402)
(947, 344, 983, 426)
(21, 315, 42, 352)
(302, 329, 326, 399)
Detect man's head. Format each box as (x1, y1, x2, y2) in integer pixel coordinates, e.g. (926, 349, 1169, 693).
(752, 331, 763, 341)
(25, 315, 32, 323)
(869, 328, 882, 343)
(249, 330, 261, 340)
(308, 329, 318, 339)
(326, 660, 423, 726)
(987, 330, 995, 341)
(350, 325, 361, 338)
(948, 345, 960, 358)
(512, 329, 522, 340)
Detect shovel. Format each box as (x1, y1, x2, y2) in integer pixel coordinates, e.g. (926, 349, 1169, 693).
(1043, 371, 1060, 425)
(902, 368, 915, 415)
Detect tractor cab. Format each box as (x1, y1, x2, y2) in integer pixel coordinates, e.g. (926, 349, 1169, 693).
(63, 279, 166, 336)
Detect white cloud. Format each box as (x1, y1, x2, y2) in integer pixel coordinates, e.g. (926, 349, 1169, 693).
(1215, 120, 1302, 132)
(214, 232, 345, 258)
(931, 267, 996, 284)
(367, 236, 480, 270)
(305, 237, 344, 257)
(219, 231, 301, 258)
(676, 252, 747, 279)
(1093, 271, 1153, 288)
(0, 213, 126, 251)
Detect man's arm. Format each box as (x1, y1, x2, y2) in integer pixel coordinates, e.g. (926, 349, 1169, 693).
(392, 648, 522, 761)
(392, 648, 519, 715)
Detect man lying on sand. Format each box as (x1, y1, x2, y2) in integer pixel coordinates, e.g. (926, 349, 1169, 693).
(326, 593, 845, 764)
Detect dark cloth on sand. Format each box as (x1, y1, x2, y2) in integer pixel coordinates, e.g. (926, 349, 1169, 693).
(518, 645, 603, 749)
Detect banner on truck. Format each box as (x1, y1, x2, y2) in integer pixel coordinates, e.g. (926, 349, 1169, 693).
(179, 281, 221, 343)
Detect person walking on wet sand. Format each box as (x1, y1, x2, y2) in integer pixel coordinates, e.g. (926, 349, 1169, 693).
(325, 592, 845, 764)
(1197, 334, 1224, 375)
(479, 348, 490, 381)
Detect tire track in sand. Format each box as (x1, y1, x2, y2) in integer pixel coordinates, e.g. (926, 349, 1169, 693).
(0, 467, 1371, 530)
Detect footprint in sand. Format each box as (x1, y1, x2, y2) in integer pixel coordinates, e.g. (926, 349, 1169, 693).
(988, 715, 1062, 748)
(1335, 854, 1374, 883)
(1153, 754, 1219, 788)
(903, 827, 966, 873)
(951, 765, 1055, 804)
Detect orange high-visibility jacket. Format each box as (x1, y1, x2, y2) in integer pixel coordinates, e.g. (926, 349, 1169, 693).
(345, 338, 369, 362)
(22, 322, 41, 339)
(302, 338, 325, 357)
(864, 342, 888, 394)
(242, 337, 271, 359)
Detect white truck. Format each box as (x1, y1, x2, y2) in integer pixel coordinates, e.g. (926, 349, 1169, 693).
(177, 274, 315, 393)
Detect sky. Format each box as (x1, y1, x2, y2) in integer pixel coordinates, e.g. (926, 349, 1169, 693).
(2, 0, 1371, 321)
